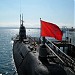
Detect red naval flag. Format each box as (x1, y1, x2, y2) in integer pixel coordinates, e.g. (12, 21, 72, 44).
(41, 20, 63, 41)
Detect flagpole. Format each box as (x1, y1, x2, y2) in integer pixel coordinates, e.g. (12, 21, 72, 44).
(40, 18, 45, 45)
(39, 19, 47, 64)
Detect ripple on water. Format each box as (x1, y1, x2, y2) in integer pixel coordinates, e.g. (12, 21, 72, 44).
(0, 29, 18, 75)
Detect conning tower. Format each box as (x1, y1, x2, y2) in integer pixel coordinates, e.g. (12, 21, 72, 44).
(19, 14, 26, 41)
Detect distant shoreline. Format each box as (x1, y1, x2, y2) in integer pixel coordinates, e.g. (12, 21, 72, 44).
(0, 27, 75, 31)
(0, 27, 40, 29)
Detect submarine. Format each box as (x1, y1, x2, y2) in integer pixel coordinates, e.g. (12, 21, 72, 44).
(13, 14, 75, 75)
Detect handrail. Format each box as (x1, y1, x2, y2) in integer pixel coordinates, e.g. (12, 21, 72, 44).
(46, 39, 74, 62)
(45, 39, 75, 72)
(45, 43, 65, 64)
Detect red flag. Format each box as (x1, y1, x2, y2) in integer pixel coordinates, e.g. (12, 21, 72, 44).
(41, 20, 63, 41)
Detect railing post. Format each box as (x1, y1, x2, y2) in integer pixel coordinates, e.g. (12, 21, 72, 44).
(42, 37, 46, 45)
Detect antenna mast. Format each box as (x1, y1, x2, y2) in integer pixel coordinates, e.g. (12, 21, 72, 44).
(20, 14, 21, 26)
(20, 0, 22, 26)
(22, 14, 24, 26)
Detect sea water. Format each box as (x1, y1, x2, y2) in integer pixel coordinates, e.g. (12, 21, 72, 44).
(0, 29, 19, 75)
(0, 28, 75, 75)
(0, 28, 40, 75)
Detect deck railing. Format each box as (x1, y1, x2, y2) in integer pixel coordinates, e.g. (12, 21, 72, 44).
(45, 39, 75, 72)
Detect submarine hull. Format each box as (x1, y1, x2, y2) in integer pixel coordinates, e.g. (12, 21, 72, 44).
(13, 39, 67, 75)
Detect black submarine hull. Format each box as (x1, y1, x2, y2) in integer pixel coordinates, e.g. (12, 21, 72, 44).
(13, 40, 67, 75)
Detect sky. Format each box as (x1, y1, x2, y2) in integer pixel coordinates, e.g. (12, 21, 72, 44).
(0, 0, 74, 28)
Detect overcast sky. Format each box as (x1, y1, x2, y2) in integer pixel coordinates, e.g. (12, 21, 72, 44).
(0, 0, 74, 28)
